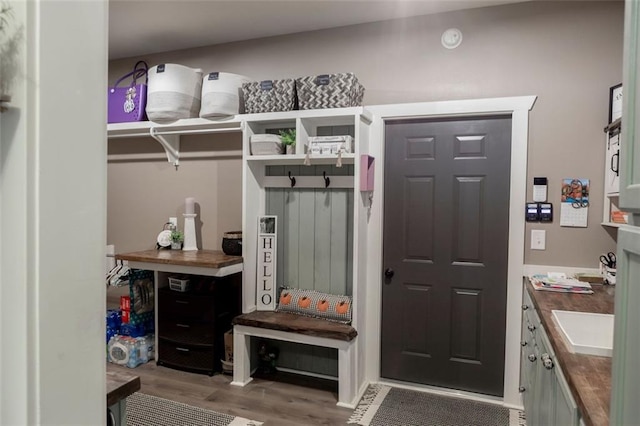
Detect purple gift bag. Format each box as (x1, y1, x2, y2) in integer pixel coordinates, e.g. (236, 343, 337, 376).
(108, 61, 148, 123)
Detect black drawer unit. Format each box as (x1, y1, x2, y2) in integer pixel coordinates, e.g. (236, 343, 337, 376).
(157, 273, 240, 375)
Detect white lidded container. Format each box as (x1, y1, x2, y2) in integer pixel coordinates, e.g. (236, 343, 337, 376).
(146, 63, 203, 123)
(200, 72, 253, 117)
(250, 134, 284, 155)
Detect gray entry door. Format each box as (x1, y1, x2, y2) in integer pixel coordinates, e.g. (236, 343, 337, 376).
(381, 116, 512, 397)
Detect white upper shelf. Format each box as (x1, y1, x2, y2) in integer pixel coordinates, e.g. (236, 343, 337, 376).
(106, 107, 371, 167)
(106, 106, 371, 138)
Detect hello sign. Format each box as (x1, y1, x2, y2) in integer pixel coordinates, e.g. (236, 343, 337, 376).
(256, 216, 277, 311)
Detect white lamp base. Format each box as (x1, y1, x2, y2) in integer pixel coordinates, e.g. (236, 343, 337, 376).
(182, 213, 198, 251)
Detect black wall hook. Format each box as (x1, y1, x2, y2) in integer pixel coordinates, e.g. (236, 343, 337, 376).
(323, 171, 330, 188)
(288, 171, 296, 188)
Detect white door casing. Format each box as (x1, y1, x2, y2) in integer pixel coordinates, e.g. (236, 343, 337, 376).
(365, 96, 536, 407)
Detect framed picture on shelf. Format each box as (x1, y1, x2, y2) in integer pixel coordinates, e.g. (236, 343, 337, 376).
(609, 83, 622, 124)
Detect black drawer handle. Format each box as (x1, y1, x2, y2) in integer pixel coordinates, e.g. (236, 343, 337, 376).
(176, 323, 190, 328)
(176, 347, 190, 352)
(175, 300, 189, 305)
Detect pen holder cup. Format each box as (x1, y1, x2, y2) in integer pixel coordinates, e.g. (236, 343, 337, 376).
(604, 267, 616, 285)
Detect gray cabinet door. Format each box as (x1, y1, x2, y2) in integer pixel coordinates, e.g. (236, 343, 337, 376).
(533, 337, 556, 426)
(620, 0, 640, 211)
(612, 1, 640, 423)
(554, 365, 579, 426)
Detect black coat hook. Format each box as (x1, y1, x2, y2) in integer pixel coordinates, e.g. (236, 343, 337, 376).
(288, 171, 296, 188)
(323, 171, 330, 188)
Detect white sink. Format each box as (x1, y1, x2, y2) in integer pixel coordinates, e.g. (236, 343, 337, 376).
(551, 310, 614, 357)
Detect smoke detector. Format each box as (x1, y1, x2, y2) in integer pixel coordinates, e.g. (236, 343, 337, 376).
(441, 28, 463, 49)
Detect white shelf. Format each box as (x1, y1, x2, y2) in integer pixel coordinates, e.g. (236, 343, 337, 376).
(107, 116, 242, 138)
(602, 222, 624, 228)
(246, 153, 355, 165)
(241, 107, 371, 125)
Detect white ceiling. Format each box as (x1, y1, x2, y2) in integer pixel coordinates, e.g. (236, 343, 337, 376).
(109, 0, 527, 60)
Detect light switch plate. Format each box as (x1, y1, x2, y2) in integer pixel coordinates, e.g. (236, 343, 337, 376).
(531, 230, 546, 250)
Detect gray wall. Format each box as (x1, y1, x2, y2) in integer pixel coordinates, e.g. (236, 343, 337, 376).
(108, 1, 622, 267)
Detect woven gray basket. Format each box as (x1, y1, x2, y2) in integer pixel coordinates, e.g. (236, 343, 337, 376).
(296, 73, 364, 110)
(242, 79, 297, 113)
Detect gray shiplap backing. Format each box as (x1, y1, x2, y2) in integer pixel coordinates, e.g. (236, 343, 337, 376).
(266, 166, 354, 295)
(264, 165, 353, 377)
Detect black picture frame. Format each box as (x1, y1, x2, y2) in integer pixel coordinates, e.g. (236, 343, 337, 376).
(609, 83, 623, 124)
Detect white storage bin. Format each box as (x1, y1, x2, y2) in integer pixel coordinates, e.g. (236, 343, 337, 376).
(168, 277, 190, 292)
(146, 63, 203, 123)
(200, 72, 253, 117)
(250, 134, 284, 155)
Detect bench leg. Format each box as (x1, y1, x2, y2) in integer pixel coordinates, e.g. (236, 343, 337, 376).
(231, 327, 252, 387)
(337, 342, 358, 408)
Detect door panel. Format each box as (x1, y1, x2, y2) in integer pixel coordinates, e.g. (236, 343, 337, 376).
(381, 116, 511, 396)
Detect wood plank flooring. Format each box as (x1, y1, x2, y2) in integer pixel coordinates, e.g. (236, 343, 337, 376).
(107, 362, 352, 425)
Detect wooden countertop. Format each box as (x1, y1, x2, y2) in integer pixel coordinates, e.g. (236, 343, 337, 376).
(115, 249, 242, 269)
(526, 279, 615, 426)
(106, 370, 140, 407)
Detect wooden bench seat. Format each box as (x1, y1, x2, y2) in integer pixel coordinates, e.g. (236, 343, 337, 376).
(232, 311, 357, 341)
(231, 310, 359, 408)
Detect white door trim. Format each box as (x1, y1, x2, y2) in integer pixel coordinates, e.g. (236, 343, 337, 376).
(365, 96, 536, 407)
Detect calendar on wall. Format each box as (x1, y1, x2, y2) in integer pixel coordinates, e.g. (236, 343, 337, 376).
(560, 178, 589, 227)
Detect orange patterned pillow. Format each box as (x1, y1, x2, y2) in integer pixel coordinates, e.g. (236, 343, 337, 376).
(276, 287, 352, 324)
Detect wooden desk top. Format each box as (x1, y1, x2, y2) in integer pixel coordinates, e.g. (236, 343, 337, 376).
(106, 370, 140, 407)
(526, 279, 615, 426)
(115, 249, 242, 269)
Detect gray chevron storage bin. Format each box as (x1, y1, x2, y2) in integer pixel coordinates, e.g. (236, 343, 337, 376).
(242, 79, 297, 113)
(296, 73, 364, 110)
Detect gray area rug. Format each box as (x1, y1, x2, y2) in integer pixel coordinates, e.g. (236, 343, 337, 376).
(348, 384, 527, 426)
(126, 392, 263, 426)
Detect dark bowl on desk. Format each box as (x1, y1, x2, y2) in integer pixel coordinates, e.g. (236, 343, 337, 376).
(222, 231, 242, 256)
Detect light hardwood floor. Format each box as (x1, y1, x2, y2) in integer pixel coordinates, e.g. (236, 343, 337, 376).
(107, 362, 353, 425)
(107, 286, 353, 425)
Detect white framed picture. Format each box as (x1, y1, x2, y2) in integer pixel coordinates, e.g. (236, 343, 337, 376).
(609, 83, 622, 123)
(256, 215, 277, 311)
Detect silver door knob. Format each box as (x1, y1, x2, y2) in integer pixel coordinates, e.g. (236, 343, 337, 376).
(541, 353, 554, 370)
(519, 386, 526, 393)
(527, 325, 536, 331)
(522, 304, 529, 310)
(521, 341, 527, 347)
(528, 354, 537, 362)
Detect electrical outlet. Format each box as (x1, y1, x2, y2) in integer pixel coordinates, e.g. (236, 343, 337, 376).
(531, 230, 546, 250)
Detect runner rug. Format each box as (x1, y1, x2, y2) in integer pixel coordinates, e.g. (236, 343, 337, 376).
(347, 384, 527, 426)
(126, 392, 263, 426)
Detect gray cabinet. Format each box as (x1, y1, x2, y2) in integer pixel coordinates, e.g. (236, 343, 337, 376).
(611, 1, 640, 424)
(520, 287, 579, 426)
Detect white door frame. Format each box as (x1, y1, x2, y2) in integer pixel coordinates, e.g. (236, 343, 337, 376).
(365, 96, 536, 408)
(0, 1, 107, 423)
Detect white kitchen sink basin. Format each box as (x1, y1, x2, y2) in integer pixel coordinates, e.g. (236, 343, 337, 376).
(551, 310, 614, 357)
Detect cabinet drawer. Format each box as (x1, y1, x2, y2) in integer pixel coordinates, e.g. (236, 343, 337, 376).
(157, 339, 216, 375)
(159, 291, 215, 321)
(158, 320, 216, 346)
